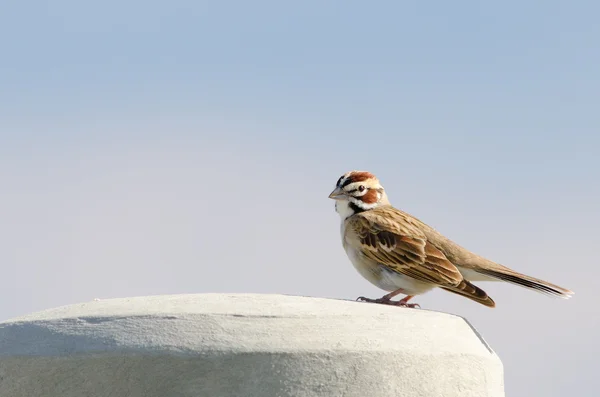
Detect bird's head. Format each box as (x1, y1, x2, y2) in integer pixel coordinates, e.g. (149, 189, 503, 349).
(328, 170, 390, 219)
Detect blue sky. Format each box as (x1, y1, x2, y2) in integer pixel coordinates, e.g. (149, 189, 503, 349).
(1, 1, 598, 396)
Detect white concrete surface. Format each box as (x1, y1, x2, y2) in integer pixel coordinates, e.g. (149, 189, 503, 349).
(0, 293, 504, 397)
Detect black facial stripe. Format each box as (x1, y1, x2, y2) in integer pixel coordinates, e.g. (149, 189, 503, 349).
(336, 176, 344, 186)
(349, 202, 366, 214)
(341, 178, 354, 187)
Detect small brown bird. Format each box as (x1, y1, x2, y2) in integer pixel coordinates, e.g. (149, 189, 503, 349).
(329, 170, 574, 308)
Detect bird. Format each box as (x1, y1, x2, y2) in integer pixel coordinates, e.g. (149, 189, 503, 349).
(328, 170, 574, 308)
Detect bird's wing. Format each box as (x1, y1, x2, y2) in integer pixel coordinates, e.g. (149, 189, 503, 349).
(345, 206, 463, 287)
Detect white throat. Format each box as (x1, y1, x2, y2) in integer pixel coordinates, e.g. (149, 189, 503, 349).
(335, 200, 357, 221)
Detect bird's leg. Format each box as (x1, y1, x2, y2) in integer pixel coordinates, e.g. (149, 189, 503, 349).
(356, 290, 420, 308)
(356, 289, 401, 304)
(390, 295, 420, 309)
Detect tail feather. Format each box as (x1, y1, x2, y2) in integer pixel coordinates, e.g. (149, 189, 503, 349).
(441, 280, 496, 308)
(476, 268, 574, 299)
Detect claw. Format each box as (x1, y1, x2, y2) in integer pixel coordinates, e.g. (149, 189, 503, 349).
(393, 302, 421, 309)
(356, 296, 387, 304)
(355, 296, 420, 308)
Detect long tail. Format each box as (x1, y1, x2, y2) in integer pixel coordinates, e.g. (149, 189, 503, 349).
(441, 280, 496, 308)
(475, 267, 574, 299)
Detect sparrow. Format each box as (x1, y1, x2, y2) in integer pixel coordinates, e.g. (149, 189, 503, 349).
(329, 170, 574, 308)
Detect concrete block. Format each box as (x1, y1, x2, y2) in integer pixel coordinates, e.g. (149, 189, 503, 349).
(0, 293, 504, 396)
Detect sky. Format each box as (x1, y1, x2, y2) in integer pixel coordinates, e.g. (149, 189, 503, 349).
(1, 1, 598, 395)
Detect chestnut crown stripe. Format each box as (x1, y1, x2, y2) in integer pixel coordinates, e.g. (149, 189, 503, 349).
(341, 171, 376, 187)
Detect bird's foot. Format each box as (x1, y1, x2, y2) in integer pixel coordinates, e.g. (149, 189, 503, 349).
(356, 296, 388, 304)
(356, 296, 420, 309)
(393, 301, 421, 308)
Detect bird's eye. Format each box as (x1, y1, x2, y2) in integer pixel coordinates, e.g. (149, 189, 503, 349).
(358, 185, 365, 192)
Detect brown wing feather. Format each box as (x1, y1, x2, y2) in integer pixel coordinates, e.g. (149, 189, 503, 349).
(346, 206, 463, 287)
(440, 280, 496, 307)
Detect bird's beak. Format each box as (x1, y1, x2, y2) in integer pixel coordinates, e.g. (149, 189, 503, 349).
(328, 187, 347, 200)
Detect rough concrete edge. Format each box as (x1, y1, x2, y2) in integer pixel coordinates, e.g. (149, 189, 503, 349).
(461, 318, 494, 354)
(0, 293, 495, 355)
(1, 293, 465, 323)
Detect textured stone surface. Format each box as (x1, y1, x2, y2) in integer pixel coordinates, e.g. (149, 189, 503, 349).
(0, 293, 504, 397)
